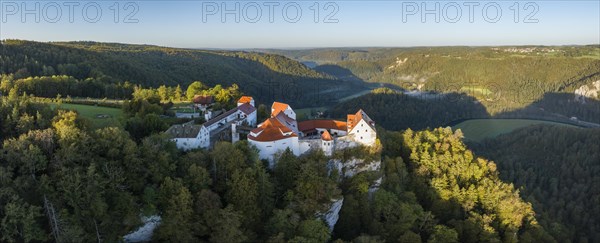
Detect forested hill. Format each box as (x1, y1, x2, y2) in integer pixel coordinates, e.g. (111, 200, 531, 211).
(266, 46, 600, 114)
(0, 40, 365, 107)
(473, 125, 600, 242)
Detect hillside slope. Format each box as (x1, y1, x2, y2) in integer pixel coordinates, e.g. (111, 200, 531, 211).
(473, 125, 600, 242)
(268, 46, 600, 113)
(0, 40, 366, 107)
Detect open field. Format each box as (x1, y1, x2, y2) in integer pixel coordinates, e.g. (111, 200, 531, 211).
(52, 103, 123, 128)
(452, 119, 580, 142)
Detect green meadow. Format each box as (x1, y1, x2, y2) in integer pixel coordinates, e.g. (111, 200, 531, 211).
(52, 103, 123, 128)
(452, 118, 579, 141)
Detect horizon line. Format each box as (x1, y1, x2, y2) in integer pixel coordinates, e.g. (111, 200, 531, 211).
(2, 39, 599, 51)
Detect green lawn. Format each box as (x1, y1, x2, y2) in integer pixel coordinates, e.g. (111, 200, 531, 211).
(452, 119, 579, 142)
(52, 103, 123, 128)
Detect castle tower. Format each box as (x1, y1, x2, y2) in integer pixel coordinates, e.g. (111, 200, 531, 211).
(321, 130, 334, 156)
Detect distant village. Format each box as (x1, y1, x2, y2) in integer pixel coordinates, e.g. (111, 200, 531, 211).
(166, 95, 377, 165)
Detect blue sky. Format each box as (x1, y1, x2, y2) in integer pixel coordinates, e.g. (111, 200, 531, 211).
(1, 0, 598, 48)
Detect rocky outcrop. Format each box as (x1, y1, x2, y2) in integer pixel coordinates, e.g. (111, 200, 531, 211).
(324, 157, 381, 231)
(575, 80, 600, 104)
(322, 198, 344, 231)
(328, 158, 381, 178)
(123, 215, 161, 242)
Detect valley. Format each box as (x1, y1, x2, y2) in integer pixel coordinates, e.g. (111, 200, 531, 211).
(0, 40, 599, 243)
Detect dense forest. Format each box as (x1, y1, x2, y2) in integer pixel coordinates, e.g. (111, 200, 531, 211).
(332, 127, 555, 242)
(474, 125, 600, 242)
(0, 40, 367, 107)
(330, 87, 599, 131)
(0, 88, 564, 242)
(1, 41, 598, 242)
(330, 88, 490, 131)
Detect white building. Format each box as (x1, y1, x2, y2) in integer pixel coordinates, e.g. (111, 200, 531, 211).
(166, 122, 210, 151)
(168, 96, 257, 150)
(248, 102, 376, 164)
(346, 109, 377, 146)
(237, 96, 255, 107)
(272, 102, 296, 120)
(247, 118, 300, 165)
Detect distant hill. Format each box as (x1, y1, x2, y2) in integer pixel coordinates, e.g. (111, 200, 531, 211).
(266, 46, 600, 114)
(0, 40, 367, 107)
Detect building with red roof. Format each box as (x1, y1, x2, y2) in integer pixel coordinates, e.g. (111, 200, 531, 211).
(248, 101, 376, 164)
(237, 96, 255, 107)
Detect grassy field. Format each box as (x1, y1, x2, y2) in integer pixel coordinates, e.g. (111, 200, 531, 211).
(52, 103, 123, 128)
(452, 119, 579, 142)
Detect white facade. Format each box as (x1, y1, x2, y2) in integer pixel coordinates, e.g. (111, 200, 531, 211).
(321, 139, 334, 156)
(238, 110, 257, 127)
(299, 139, 320, 155)
(348, 119, 377, 146)
(170, 96, 256, 151)
(251, 102, 377, 164)
(251, 137, 300, 167)
(171, 125, 210, 151)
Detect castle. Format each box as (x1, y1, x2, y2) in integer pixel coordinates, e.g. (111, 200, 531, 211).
(248, 101, 376, 164)
(166, 96, 257, 150)
(166, 96, 377, 164)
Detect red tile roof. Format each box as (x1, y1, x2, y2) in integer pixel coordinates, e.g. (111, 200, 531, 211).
(321, 130, 333, 141)
(248, 118, 298, 142)
(298, 119, 347, 133)
(347, 109, 375, 132)
(271, 102, 289, 117)
(238, 96, 253, 104)
(193, 95, 214, 105)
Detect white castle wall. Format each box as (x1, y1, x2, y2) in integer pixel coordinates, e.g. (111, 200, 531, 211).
(250, 137, 300, 167)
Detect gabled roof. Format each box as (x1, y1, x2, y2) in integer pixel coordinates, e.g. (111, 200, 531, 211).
(298, 119, 347, 133)
(238, 103, 256, 115)
(204, 107, 238, 127)
(248, 118, 298, 142)
(271, 102, 290, 117)
(193, 95, 214, 105)
(166, 123, 203, 138)
(321, 130, 333, 141)
(238, 96, 253, 104)
(347, 109, 375, 132)
(275, 111, 296, 126)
